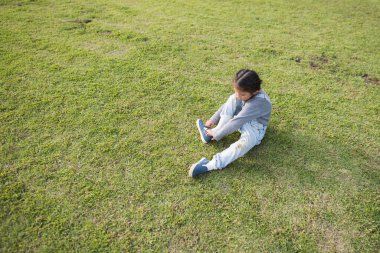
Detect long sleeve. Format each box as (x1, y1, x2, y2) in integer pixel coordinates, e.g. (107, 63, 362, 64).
(211, 97, 271, 141)
(210, 105, 223, 124)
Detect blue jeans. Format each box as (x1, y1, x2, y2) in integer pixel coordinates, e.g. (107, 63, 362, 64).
(207, 95, 267, 170)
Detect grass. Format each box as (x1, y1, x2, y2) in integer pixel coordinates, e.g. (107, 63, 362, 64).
(1, 0, 379, 252)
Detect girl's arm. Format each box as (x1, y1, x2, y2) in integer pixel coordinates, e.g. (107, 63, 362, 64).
(211, 98, 271, 141)
(208, 105, 223, 126)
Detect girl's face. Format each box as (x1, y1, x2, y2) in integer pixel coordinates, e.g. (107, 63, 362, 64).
(233, 83, 259, 101)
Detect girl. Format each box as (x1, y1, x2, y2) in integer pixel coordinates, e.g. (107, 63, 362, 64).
(189, 69, 272, 177)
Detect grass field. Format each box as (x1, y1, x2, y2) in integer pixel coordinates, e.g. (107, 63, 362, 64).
(1, 0, 379, 252)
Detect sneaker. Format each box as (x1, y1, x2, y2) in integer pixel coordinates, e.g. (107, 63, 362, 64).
(188, 157, 210, 177)
(196, 119, 211, 143)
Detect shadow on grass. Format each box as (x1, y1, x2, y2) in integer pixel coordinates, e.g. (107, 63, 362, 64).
(188, 126, 378, 251)
(195, 125, 377, 190)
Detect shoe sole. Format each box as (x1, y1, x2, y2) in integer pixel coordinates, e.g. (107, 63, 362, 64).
(188, 157, 208, 177)
(196, 119, 210, 144)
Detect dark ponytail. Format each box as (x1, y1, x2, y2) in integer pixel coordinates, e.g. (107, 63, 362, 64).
(233, 69, 262, 93)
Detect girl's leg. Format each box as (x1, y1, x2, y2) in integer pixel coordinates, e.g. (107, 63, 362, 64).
(207, 121, 266, 170)
(211, 94, 241, 132)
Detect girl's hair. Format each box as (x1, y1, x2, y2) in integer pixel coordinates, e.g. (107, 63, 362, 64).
(233, 69, 262, 93)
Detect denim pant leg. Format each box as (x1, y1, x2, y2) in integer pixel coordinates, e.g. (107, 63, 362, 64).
(220, 94, 239, 117)
(212, 94, 241, 133)
(209, 121, 266, 170)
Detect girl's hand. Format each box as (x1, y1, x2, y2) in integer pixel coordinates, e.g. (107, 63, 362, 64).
(206, 129, 213, 137)
(206, 130, 215, 141)
(205, 120, 215, 128)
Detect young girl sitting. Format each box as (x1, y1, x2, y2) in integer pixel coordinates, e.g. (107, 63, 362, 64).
(189, 69, 272, 177)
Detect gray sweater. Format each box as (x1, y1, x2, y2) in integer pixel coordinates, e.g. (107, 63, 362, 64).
(210, 90, 272, 141)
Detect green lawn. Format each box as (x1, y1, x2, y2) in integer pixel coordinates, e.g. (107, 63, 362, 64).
(1, 0, 379, 252)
